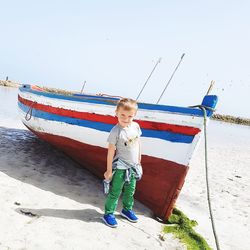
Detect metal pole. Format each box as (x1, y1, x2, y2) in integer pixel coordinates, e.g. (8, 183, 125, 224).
(206, 80, 215, 95)
(136, 57, 162, 100)
(156, 53, 185, 104)
(81, 81, 86, 94)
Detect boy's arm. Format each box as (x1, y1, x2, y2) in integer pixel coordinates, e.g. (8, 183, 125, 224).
(137, 123, 142, 164)
(104, 143, 116, 180)
(138, 139, 141, 164)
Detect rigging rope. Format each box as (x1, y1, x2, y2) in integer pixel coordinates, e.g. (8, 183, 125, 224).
(25, 102, 37, 121)
(191, 105, 221, 250)
(155, 103, 220, 250)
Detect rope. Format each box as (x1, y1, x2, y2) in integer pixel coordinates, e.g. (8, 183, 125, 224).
(25, 101, 37, 121)
(155, 103, 220, 249)
(194, 105, 221, 250)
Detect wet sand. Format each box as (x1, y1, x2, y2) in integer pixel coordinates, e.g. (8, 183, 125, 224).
(0, 126, 184, 250)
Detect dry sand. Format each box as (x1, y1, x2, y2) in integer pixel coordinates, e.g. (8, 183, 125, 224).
(0, 119, 249, 250)
(178, 121, 250, 250)
(0, 124, 184, 250)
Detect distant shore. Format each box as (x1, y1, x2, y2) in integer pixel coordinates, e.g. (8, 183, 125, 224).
(0, 80, 20, 88)
(212, 113, 250, 126)
(1, 80, 249, 126)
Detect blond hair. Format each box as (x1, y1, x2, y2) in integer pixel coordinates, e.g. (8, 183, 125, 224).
(116, 98, 138, 111)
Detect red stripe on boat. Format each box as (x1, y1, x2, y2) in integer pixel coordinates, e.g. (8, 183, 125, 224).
(18, 95, 201, 136)
(31, 85, 44, 91)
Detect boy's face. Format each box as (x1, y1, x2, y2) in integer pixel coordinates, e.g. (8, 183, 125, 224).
(116, 107, 136, 128)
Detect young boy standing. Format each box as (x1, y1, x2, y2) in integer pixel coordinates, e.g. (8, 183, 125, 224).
(103, 98, 142, 228)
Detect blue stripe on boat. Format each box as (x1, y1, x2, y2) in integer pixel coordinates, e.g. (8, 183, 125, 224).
(19, 102, 194, 144)
(19, 85, 208, 117)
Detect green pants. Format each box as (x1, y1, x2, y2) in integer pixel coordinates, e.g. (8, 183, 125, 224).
(105, 169, 136, 215)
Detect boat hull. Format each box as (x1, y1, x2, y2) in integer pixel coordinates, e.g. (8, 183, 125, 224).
(28, 126, 188, 220)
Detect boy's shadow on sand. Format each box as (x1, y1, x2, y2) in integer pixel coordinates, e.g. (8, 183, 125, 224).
(0, 126, 149, 220)
(16, 208, 103, 223)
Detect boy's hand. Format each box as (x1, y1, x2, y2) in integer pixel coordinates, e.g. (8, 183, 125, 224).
(104, 170, 112, 180)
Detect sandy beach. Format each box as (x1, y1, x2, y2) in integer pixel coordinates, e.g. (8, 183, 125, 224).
(0, 87, 250, 249)
(179, 121, 250, 250)
(0, 125, 185, 250)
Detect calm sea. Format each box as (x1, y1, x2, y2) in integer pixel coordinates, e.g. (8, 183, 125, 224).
(0, 86, 24, 128)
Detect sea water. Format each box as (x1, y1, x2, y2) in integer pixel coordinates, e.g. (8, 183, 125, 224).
(0, 86, 24, 128)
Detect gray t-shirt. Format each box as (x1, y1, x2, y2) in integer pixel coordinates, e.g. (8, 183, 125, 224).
(107, 122, 142, 165)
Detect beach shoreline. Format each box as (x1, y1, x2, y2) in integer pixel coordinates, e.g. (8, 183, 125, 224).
(0, 80, 20, 88)
(212, 113, 250, 126)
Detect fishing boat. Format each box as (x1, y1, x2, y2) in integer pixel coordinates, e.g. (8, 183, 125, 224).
(18, 84, 218, 221)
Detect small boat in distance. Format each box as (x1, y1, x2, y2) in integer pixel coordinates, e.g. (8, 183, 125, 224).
(18, 84, 218, 221)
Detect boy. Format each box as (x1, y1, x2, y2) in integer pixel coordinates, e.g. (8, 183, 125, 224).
(103, 98, 142, 228)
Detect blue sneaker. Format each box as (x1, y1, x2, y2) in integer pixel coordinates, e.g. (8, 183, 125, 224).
(102, 214, 118, 228)
(121, 209, 138, 223)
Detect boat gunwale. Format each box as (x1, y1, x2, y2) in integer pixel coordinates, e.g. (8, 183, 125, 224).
(19, 84, 212, 117)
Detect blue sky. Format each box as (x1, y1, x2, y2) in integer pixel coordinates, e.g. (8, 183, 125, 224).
(1, 1, 250, 118)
